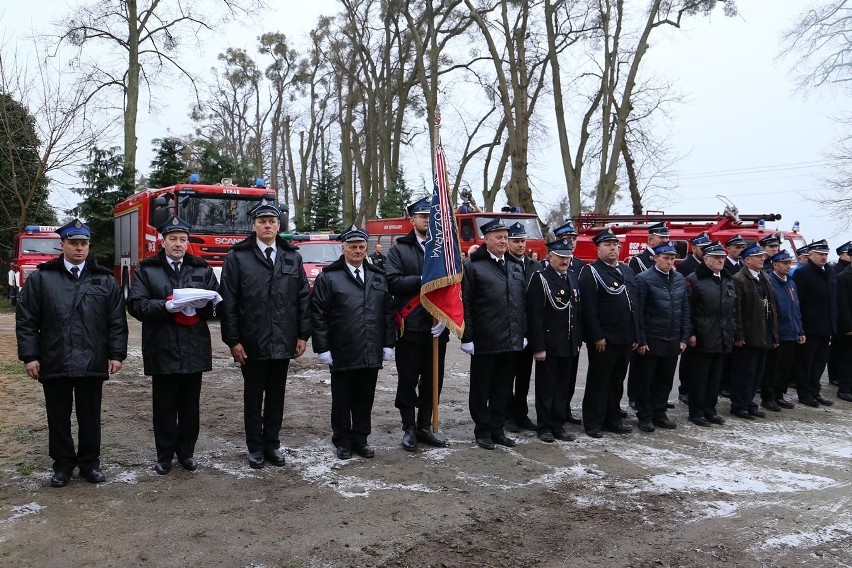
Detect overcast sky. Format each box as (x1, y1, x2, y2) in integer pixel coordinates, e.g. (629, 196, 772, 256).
(4, 1, 850, 250)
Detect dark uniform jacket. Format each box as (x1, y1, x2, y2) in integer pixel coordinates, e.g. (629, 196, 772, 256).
(628, 247, 654, 274)
(578, 259, 640, 345)
(677, 254, 701, 277)
(685, 263, 737, 354)
(636, 268, 691, 350)
(568, 257, 586, 274)
(385, 231, 449, 344)
(836, 265, 852, 335)
(461, 245, 526, 354)
(219, 235, 311, 359)
(526, 266, 582, 357)
(311, 257, 396, 371)
(732, 268, 779, 347)
(509, 252, 542, 287)
(792, 260, 837, 336)
(127, 250, 218, 375)
(16, 255, 128, 382)
(833, 258, 850, 275)
(723, 257, 742, 278)
(368, 252, 386, 271)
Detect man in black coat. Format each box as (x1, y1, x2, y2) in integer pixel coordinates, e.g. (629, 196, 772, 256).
(461, 218, 526, 450)
(385, 198, 450, 451)
(505, 221, 542, 433)
(368, 243, 387, 270)
(758, 234, 782, 271)
(675, 233, 711, 405)
(219, 201, 311, 469)
(827, 241, 852, 388)
(792, 239, 837, 407)
(578, 228, 641, 438)
(16, 219, 128, 487)
(722, 234, 746, 278)
(834, 262, 852, 402)
(833, 241, 852, 275)
(127, 216, 219, 474)
(527, 238, 581, 443)
(311, 226, 396, 460)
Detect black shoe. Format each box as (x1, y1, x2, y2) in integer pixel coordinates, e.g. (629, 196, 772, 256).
(402, 428, 417, 451)
(537, 431, 555, 443)
(838, 392, 852, 402)
(750, 409, 767, 418)
(799, 398, 820, 408)
(50, 472, 70, 487)
(566, 413, 583, 425)
(638, 420, 655, 433)
(492, 434, 517, 447)
(706, 415, 726, 425)
(678, 393, 690, 404)
(815, 396, 834, 406)
(504, 419, 520, 433)
(266, 448, 286, 466)
(248, 451, 265, 469)
(689, 417, 711, 427)
(353, 445, 375, 458)
(336, 447, 352, 460)
(416, 428, 448, 448)
(653, 417, 677, 430)
(154, 461, 172, 475)
(553, 431, 576, 442)
(605, 424, 632, 435)
(179, 457, 198, 471)
(776, 398, 795, 409)
(618, 408, 628, 418)
(730, 409, 755, 420)
(516, 416, 537, 431)
(81, 468, 106, 484)
(761, 400, 782, 412)
(476, 437, 496, 450)
(585, 430, 603, 439)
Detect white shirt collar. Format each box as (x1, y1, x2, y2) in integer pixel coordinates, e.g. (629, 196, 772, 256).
(489, 251, 504, 262)
(257, 238, 276, 254)
(727, 256, 739, 264)
(748, 268, 761, 279)
(63, 258, 85, 274)
(346, 262, 364, 278)
(773, 271, 787, 282)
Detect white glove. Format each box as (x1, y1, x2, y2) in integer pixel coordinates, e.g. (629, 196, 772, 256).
(431, 321, 446, 337)
(318, 351, 334, 365)
(383, 347, 394, 361)
(523, 337, 528, 349)
(165, 300, 182, 313)
(189, 298, 209, 308)
(181, 305, 197, 316)
(460, 342, 475, 355)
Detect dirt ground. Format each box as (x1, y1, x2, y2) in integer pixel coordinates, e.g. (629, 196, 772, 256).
(1, 310, 851, 568)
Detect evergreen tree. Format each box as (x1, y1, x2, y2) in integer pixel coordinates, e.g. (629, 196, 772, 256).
(148, 137, 188, 187)
(307, 162, 342, 232)
(189, 139, 255, 187)
(379, 167, 412, 218)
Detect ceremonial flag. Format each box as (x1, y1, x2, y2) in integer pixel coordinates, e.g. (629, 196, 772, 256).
(420, 122, 465, 336)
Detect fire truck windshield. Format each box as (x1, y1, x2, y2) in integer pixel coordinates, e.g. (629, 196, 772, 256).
(178, 195, 266, 234)
(21, 237, 61, 254)
(296, 242, 341, 263)
(473, 216, 544, 239)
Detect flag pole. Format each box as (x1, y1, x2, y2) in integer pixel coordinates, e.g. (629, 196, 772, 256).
(431, 109, 441, 434)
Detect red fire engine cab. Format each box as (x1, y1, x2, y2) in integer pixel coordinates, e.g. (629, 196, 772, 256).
(113, 176, 278, 297)
(570, 201, 807, 264)
(6, 225, 61, 305)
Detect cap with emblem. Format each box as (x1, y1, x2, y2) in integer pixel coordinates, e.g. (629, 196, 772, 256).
(648, 221, 670, 237)
(808, 239, 830, 254)
(479, 217, 508, 235)
(836, 241, 852, 256)
(725, 234, 747, 247)
(652, 243, 677, 256)
(338, 225, 369, 242)
(796, 244, 811, 257)
(547, 238, 574, 257)
(553, 221, 578, 237)
(507, 222, 527, 239)
(758, 234, 782, 247)
(56, 219, 91, 241)
(741, 244, 766, 258)
(770, 250, 793, 263)
(406, 197, 431, 216)
(249, 199, 282, 219)
(157, 215, 192, 236)
(592, 227, 619, 245)
(702, 242, 727, 256)
(690, 232, 712, 248)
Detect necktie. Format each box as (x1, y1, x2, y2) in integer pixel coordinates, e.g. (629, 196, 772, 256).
(265, 247, 274, 266)
(498, 258, 505, 273)
(70, 266, 79, 279)
(354, 268, 364, 287)
(172, 261, 180, 275)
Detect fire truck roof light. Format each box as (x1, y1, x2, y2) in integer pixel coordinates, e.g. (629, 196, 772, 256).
(189, 173, 201, 183)
(24, 225, 59, 234)
(758, 218, 766, 231)
(792, 221, 800, 233)
(256, 178, 265, 188)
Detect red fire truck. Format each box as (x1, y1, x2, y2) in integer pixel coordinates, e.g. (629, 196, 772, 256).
(113, 176, 278, 297)
(6, 225, 61, 305)
(285, 233, 341, 289)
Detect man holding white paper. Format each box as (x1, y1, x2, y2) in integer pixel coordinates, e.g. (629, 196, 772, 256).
(128, 216, 219, 475)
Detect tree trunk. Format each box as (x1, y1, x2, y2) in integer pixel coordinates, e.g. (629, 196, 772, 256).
(124, 0, 140, 171)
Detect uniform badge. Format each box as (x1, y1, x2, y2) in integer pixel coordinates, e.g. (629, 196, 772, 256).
(74, 220, 82, 228)
(171, 217, 179, 226)
(261, 198, 268, 206)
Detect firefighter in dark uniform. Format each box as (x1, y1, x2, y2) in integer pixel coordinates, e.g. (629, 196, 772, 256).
(675, 233, 712, 404)
(578, 228, 641, 438)
(835, 255, 852, 402)
(368, 243, 387, 270)
(758, 234, 782, 271)
(311, 226, 396, 460)
(723, 234, 746, 277)
(385, 198, 450, 451)
(16, 219, 128, 487)
(219, 201, 311, 469)
(460, 218, 526, 450)
(628, 221, 669, 274)
(527, 238, 581, 443)
(127, 216, 219, 474)
(828, 241, 852, 387)
(505, 221, 542, 433)
(833, 241, 852, 275)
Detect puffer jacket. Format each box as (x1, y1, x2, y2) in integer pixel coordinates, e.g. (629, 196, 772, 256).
(636, 268, 691, 345)
(460, 245, 526, 353)
(16, 255, 128, 382)
(127, 250, 218, 375)
(310, 257, 396, 371)
(768, 270, 804, 341)
(219, 234, 311, 359)
(685, 263, 737, 353)
(732, 268, 779, 347)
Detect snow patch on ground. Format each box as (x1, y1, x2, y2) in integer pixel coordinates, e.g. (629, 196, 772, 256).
(0, 502, 44, 543)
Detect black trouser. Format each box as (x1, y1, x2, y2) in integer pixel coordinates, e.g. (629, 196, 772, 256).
(508, 345, 535, 421)
(394, 339, 446, 430)
(535, 354, 574, 434)
(566, 355, 580, 413)
(678, 347, 694, 395)
(796, 334, 830, 402)
(827, 337, 841, 383)
(42, 378, 103, 475)
(688, 352, 724, 420)
(626, 351, 641, 402)
(330, 368, 379, 450)
(719, 352, 733, 393)
(469, 351, 517, 439)
(834, 335, 852, 394)
(582, 344, 631, 434)
(633, 353, 678, 421)
(152, 373, 202, 462)
(241, 359, 289, 454)
(762, 341, 797, 401)
(730, 346, 768, 413)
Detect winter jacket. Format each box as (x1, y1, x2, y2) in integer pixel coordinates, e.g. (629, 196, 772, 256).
(310, 257, 396, 371)
(127, 250, 218, 375)
(578, 259, 641, 346)
(219, 234, 311, 359)
(628, 247, 654, 274)
(685, 263, 737, 354)
(635, 268, 691, 347)
(792, 260, 837, 336)
(676, 254, 701, 277)
(526, 266, 582, 357)
(16, 255, 128, 382)
(508, 252, 542, 287)
(460, 245, 526, 353)
(732, 269, 779, 347)
(767, 271, 804, 341)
